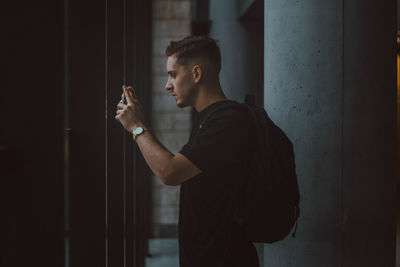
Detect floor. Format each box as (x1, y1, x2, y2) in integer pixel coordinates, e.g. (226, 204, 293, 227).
(146, 238, 179, 267)
(145, 238, 264, 267)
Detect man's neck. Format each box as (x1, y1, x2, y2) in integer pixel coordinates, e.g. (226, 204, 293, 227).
(193, 86, 227, 112)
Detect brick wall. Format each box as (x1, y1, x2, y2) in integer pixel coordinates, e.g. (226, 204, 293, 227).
(151, 0, 192, 237)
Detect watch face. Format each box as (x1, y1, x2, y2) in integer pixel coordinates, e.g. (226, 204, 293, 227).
(134, 127, 143, 135)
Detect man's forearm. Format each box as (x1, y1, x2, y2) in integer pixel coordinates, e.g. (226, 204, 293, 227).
(134, 129, 175, 184)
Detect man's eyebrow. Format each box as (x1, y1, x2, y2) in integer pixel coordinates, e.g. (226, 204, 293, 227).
(167, 70, 176, 75)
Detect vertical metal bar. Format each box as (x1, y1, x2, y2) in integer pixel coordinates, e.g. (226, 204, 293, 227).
(105, 0, 109, 265)
(132, 1, 138, 265)
(123, 1, 152, 265)
(123, 0, 127, 266)
(124, 1, 136, 265)
(135, 2, 140, 265)
(108, 0, 126, 265)
(64, 0, 70, 266)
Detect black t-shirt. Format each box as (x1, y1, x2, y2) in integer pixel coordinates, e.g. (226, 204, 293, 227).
(178, 100, 259, 267)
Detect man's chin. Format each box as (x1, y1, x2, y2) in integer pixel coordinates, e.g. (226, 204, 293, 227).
(176, 100, 188, 108)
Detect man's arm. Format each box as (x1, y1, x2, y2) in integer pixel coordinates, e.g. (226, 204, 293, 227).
(115, 85, 201, 186)
(134, 131, 201, 185)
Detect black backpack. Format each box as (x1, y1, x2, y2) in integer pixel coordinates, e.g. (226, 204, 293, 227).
(237, 95, 300, 243)
(199, 96, 300, 243)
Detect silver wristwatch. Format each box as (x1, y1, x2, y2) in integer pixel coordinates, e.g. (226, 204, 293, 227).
(132, 126, 145, 141)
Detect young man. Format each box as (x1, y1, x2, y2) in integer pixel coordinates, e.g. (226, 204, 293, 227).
(115, 36, 259, 267)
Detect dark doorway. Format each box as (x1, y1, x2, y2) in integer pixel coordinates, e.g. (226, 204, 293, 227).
(1, 1, 152, 266)
(67, 0, 153, 266)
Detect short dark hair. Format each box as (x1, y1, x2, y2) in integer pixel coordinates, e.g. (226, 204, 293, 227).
(165, 36, 221, 73)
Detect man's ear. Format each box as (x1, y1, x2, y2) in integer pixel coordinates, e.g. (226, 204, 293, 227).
(192, 64, 202, 84)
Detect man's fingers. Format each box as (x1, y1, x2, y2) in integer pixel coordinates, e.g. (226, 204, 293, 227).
(126, 86, 137, 100)
(121, 93, 126, 104)
(115, 110, 122, 122)
(117, 103, 125, 110)
(123, 85, 133, 105)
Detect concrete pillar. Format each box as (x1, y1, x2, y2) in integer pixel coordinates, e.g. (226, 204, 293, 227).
(264, 0, 397, 266)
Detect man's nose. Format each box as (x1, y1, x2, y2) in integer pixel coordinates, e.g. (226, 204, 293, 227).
(165, 81, 172, 91)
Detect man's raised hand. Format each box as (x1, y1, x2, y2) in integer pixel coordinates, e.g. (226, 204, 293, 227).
(115, 85, 146, 132)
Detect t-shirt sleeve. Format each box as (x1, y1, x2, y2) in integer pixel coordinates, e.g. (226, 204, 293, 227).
(179, 109, 249, 175)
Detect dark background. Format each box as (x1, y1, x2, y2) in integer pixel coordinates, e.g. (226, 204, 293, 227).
(1, 0, 152, 266)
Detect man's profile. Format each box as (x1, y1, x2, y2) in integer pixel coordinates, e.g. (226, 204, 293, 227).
(115, 36, 259, 267)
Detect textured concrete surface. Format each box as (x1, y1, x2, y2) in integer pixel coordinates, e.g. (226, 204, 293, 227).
(264, 0, 344, 265)
(263, 0, 397, 266)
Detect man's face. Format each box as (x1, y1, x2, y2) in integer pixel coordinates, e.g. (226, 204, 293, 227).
(165, 55, 197, 108)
